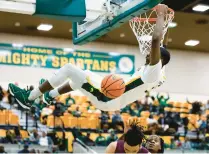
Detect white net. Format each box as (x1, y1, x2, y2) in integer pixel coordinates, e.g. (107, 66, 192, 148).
(129, 7, 174, 55)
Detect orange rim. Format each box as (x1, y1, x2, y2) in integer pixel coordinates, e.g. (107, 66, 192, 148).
(131, 7, 174, 22)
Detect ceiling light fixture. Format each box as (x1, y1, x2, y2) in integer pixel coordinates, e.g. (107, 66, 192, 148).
(12, 43, 23, 48)
(63, 48, 75, 53)
(37, 24, 53, 31)
(120, 33, 125, 38)
(15, 22, 20, 27)
(168, 22, 177, 28)
(192, 4, 209, 12)
(185, 40, 200, 46)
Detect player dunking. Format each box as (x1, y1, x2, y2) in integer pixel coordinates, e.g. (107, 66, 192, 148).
(9, 4, 170, 111)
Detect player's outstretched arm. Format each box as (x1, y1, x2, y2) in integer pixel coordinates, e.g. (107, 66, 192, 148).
(150, 4, 168, 65)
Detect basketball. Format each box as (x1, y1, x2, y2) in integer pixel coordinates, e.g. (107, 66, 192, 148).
(101, 74, 126, 99)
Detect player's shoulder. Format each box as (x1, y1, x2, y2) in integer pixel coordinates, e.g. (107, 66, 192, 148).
(106, 141, 117, 153)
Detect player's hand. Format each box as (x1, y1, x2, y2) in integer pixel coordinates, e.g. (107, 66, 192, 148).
(156, 4, 168, 16)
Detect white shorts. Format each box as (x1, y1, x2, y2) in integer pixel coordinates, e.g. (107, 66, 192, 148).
(69, 66, 102, 91)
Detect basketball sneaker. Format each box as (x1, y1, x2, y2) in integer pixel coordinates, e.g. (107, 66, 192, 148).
(39, 78, 53, 105)
(8, 83, 34, 110)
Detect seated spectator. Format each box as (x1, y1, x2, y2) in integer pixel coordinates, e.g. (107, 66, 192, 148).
(182, 116, 189, 137)
(29, 129, 40, 144)
(72, 106, 81, 117)
(39, 132, 54, 149)
(142, 101, 150, 111)
(106, 130, 118, 145)
(0, 145, 6, 153)
(150, 96, 159, 113)
(173, 135, 182, 149)
(147, 115, 157, 125)
(158, 114, 165, 126)
(0, 86, 3, 101)
(82, 132, 95, 146)
(198, 117, 207, 135)
(5, 130, 15, 144)
(65, 94, 75, 106)
(129, 104, 140, 117)
(53, 102, 65, 117)
(14, 126, 21, 140)
(206, 100, 209, 110)
(112, 111, 124, 130)
(182, 137, 192, 150)
(18, 144, 30, 153)
(29, 149, 36, 154)
(95, 131, 106, 146)
(100, 111, 110, 130)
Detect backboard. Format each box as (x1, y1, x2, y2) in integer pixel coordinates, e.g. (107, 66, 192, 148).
(73, 0, 163, 45)
(0, 0, 86, 22)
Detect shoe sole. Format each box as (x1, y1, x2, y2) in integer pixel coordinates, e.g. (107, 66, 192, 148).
(8, 86, 30, 110)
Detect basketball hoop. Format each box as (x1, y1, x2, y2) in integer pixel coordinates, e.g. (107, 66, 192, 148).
(130, 7, 174, 55)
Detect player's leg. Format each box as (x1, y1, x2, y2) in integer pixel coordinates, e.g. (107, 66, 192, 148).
(9, 63, 86, 109)
(42, 81, 73, 105)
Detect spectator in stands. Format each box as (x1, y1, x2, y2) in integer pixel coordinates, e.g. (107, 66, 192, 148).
(0, 86, 3, 101)
(142, 100, 150, 111)
(147, 115, 157, 125)
(150, 96, 159, 113)
(14, 126, 21, 139)
(164, 112, 178, 133)
(29, 129, 40, 144)
(29, 149, 36, 154)
(95, 131, 107, 146)
(182, 137, 192, 150)
(82, 132, 95, 146)
(206, 115, 209, 133)
(53, 102, 65, 117)
(173, 135, 182, 149)
(182, 116, 189, 137)
(39, 132, 54, 151)
(157, 93, 169, 113)
(18, 144, 30, 153)
(100, 111, 110, 130)
(158, 114, 165, 126)
(65, 94, 75, 106)
(5, 130, 15, 144)
(29, 85, 34, 91)
(206, 100, 209, 110)
(7, 89, 16, 105)
(198, 116, 207, 136)
(72, 106, 81, 117)
(112, 111, 124, 130)
(129, 104, 140, 117)
(0, 145, 6, 153)
(187, 99, 202, 114)
(106, 130, 118, 146)
(145, 135, 164, 153)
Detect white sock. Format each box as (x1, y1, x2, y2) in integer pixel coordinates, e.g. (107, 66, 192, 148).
(49, 89, 60, 98)
(28, 88, 42, 101)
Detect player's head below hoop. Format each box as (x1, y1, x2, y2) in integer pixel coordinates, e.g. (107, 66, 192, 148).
(145, 135, 164, 154)
(106, 124, 149, 153)
(121, 117, 164, 154)
(123, 125, 146, 153)
(145, 47, 170, 67)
